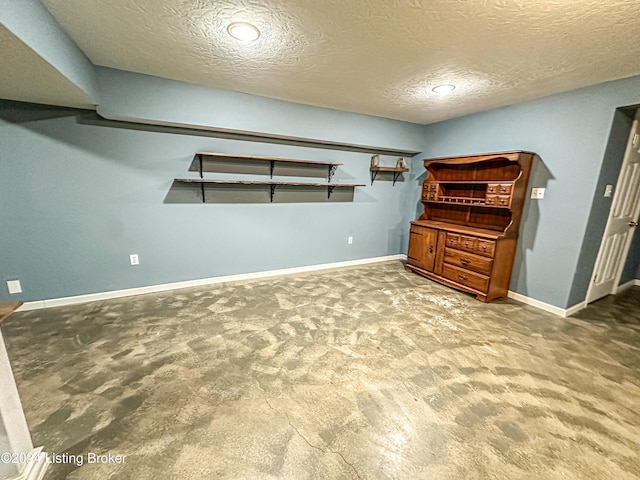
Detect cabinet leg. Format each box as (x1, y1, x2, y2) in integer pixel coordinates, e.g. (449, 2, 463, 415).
(476, 294, 488, 302)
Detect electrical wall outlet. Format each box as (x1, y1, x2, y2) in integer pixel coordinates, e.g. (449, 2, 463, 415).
(130, 254, 140, 266)
(348, 236, 353, 245)
(604, 184, 613, 197)
(530, 188, 545, 199)
(7, 280, 22, 294)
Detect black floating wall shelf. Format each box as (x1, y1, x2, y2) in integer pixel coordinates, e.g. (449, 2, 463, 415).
(176, 152, 365, 203)
(174, 178, 365, 202)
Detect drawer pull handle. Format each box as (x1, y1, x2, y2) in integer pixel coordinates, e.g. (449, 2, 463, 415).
(460, 258, 471, 265)
(429, 246, 434, 253)
(457, 274, 468, 281)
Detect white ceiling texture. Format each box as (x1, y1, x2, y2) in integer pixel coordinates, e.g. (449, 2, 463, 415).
(24, 0, 640, 123)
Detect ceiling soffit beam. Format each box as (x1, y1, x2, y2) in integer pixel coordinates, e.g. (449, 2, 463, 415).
(0, 0, 97, 104)
(83, 112, 420, 157)
(96, 67, 423, 157)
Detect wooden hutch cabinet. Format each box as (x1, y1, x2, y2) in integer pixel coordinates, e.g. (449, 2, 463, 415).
(406, 151, 535, 302)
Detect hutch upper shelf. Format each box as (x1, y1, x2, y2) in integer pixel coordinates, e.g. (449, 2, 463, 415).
(419, 150, 535, 235)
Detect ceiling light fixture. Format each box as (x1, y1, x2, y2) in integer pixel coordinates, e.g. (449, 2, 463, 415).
(432, 84, 456, 95)
(227, 22, 261, 42)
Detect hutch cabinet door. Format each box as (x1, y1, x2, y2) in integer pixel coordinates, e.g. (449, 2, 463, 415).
(407, 225, 438, 272)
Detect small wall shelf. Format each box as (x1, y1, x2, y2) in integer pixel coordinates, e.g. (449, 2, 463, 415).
(174, 178, 365, 202)
(196, 152, 343, 182)
(369, 155, 408, 185)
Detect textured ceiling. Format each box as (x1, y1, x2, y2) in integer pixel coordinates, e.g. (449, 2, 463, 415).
(39, 0, 640, 124)
(0, 25, 94, 109)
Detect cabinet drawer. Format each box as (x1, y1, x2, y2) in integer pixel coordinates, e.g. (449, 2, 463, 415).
(486, 195, 511, 207)
(498, 184, 512, 195)
(475, 239, 495, 257)
(497, 195, 511, 207)
(445, 233, 460, 248)
(444, 248, 493, 275)
(475, 239, 496, 258)
(441, 264, 489, 293)
(459, 235, 477, 253)
(487, 184, 512, 195)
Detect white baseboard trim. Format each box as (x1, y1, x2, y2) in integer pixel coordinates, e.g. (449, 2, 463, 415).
(512, 279, 640, 318)
(616, 278, 640, 293)
(564, 301, 587, 317)
(507, 291, 587, 317)
(18, 255, 407, 311)
(507, 291, 569, 317)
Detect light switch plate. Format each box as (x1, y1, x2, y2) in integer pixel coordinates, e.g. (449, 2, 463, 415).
(7, 280, 22, 294)
(531, 188, 545, 199)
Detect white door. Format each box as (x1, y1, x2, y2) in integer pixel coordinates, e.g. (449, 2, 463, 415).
(586, 111, 640, 304)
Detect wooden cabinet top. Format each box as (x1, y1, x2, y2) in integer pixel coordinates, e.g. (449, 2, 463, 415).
(423, 150, 536, 166)
(410, 220, 504, 239)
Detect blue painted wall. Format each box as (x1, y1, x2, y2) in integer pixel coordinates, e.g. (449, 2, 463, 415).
(96, 67, 424, 151)
(0, 100, 420, 302)
(415, 75, 640, 309)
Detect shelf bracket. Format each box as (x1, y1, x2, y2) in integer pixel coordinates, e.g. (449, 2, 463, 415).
(328, 165, 338, 183)
(327, 185, 336, 199)
(370, 170, 379, 185)
(270, 160, 275, 179)
(199, 154, 204, 179)
(392, 171, 402, 186)
(270, 184, 277, 202)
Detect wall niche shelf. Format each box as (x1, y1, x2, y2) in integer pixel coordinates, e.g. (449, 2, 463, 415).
(369, 155, 408, 185)
(196, 152, 343, 182)
(406, 150, 535, 302)
(174, 178, 365, 202)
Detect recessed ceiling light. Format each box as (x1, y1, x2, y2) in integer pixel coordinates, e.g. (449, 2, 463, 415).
(227, 22, 260, 42)
(432, 84, 456, 95)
